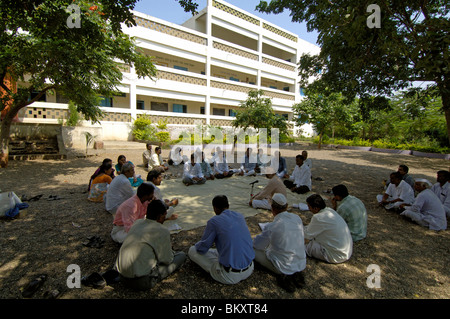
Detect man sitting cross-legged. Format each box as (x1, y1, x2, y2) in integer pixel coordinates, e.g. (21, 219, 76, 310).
(253, 193, 307, 293)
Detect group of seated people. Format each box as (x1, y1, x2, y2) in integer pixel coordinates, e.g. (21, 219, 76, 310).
(84, 147, 448, 293)
(377, 164, 448, 231)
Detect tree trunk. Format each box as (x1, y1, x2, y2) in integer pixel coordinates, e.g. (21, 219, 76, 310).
(0, 102, 24, 168)
(442, 90, 450, 146)
(0, 114, 12, 168)
(318, 132, 323, 149)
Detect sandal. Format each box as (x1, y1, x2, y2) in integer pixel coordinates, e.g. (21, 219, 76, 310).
(81, 272, 106, 289)
(21, 274, 47, 298)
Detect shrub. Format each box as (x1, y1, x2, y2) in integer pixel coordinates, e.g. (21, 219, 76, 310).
(132, 115, 156, 141)
(155, 131, 170, 142)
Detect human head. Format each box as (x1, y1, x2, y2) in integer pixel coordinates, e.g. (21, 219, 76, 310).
(147, 169, 163, 186)
(136, 182, 155, 202)
(117, 155, 126, 166)
(146, 199, 167, 224)
(389, 171, 403, 186)
(264, 165, 276, 178)
(146, 143, 152, 151)
(331, 184, 349, 201)
(100, 162, 113, 175)
(413, 179, 432, 193)
(121, 161, 135, 178)
(271, 193, 288, 215)
(155, 146, 161, 154)
(437, 170, 450, 185)
(306, 194, 326, 213)
(295, 154, 305, 166)
(212, 195, 229, 215)
(190, 153, 197, 165)
(102, 158, 112, 166)
(302, 150, 308, 159)
(398, 165, 409, 176)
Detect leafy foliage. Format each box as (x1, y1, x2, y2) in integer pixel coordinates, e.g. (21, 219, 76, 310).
(232, 89, 290, 137)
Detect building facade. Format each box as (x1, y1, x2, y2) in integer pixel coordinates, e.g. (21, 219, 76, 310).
(14, 0, 319, 141)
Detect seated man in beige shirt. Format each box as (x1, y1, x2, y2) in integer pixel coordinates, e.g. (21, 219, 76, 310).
(249, 166, 287, 210)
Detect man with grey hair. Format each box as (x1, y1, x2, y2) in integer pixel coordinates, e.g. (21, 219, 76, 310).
(400, 179, 447, 231)
(105, 161, 136, 215)
(253, 193, 307, 293)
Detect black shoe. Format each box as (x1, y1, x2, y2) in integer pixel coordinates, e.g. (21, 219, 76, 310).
(292, 271, 305, 288)
(276, 274, 296, 293)
(21, 274, 47, 298)
(81, 272, 106, 289)
(101, 269, 120, 285)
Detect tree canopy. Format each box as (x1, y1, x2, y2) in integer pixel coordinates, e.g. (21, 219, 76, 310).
(0, 0, 157, 167)
(232, 89, 289, 139)
(256, 0, 450, 141)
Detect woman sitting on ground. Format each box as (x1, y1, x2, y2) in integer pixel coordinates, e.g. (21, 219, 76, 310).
(115, 155, 143, 187)
(88, 158, 115, 191)
(88, 162, 114, 202)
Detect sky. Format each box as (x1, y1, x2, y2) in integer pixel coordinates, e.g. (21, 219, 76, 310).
(133, 0, 319, 46)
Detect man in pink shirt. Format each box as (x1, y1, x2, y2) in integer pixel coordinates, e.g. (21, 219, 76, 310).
(111, 183, 155, 243)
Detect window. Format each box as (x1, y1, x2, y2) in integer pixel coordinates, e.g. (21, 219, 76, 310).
(99, 96, 113, 107)
(213, 108, 225, 116)
(174, 65, 188, 71)
(137, 100, 145, 110)
(151, 102, 168, 112)
(173, 104, 187, 113)
(229, 77, 239, 82)
(229, 109, 237, 117)
(283, 87, 290, 92)
(200, 107, 205, 114)
(269, 85, 277, 89)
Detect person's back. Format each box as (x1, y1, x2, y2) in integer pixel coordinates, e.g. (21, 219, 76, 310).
(105, 173, 134, 214)
(305, 207, 353, 263)
(336, 195, 367, 241)
(263, 212, 306, 274)
(116, 218, 170, 278)
(204, 209, 254, 268)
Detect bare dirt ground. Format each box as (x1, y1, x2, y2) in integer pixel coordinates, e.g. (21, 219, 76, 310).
(0, 142, 449, 302)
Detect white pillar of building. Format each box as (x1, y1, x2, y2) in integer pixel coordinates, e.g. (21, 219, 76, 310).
(129, 83, 137, 121)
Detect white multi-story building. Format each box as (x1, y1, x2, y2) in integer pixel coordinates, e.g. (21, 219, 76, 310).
(16, 0, 319, 141)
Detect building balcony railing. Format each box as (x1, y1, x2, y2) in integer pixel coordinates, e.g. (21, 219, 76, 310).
(157, 69, 207, 86)
(212, 40, 259, 61)
(134, 15, 207, 46)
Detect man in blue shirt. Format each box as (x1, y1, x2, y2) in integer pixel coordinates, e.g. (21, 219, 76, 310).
(188, 195, 255, 284)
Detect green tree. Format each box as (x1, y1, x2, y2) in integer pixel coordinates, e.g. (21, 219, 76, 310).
(256, 0, 450, 142)
(0, 0, 157, 167)
(293, 91, 346, 148)
(232, 89, 289, 139)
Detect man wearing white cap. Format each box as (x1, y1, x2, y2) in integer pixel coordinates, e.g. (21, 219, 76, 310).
(253, 193, 307, 293)
(249, 166, 287, 210)
(431, 170, 450, 218)
(400, 179, 447, 231)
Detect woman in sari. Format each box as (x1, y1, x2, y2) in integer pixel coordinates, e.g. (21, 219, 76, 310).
(88, 163, 114, 202)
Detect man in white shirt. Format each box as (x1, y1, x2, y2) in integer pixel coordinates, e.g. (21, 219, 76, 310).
(304, 194, 353, 264)
(214, 150, 234, 179)
(146, 169, 179, 220)
(236, 148, 257, 176)
(377, 172, 415, 210)
(105, 162, 136, 216)
(431, 170, 450, 218)
(183, 153, 206, 186)
(253, 193, 306, 293)
(401, 179, 447, 231)
(283, 154, 311, 194)
(148, 147, 169, 173)
(142, 143, 153, 170)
